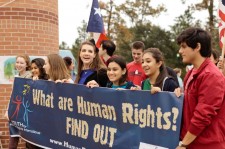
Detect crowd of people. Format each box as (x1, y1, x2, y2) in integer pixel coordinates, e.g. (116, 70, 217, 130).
(4, 27, 225, 148)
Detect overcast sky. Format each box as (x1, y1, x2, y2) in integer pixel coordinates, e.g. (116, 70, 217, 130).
(58, 0, 218, 48)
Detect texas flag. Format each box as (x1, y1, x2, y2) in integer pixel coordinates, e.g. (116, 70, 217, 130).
(86, 0, 108, 48)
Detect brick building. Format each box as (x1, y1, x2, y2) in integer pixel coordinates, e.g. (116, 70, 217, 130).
(0, 0, 58, 148)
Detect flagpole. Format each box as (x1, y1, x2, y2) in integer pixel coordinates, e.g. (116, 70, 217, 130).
(222, 35, 225, 59)
(219, 32, 225, 72)
(219, 0, 225, 73)
(90, 32, 94, 38)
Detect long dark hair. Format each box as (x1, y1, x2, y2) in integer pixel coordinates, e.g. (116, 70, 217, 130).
(107, 55, 127, 86)
(143, 48, 168, 89)
(75, 40, 106, 83)
(63, 56, 72, 68)
(176, 27, 211, 57)
(31, 58, 48, 80)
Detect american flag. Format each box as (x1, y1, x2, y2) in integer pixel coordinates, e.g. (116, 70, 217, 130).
(86, 0, 108, 48)
(219, 0, 225, 49)
(219, 22, 225, 49)
(219, 0, 225, 22)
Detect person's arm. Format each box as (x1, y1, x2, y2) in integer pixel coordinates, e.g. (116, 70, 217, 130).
(150, 86, 161, 94)
(86, 80, 99, 88)
(55, 78, 74, 84)
(179, 71, 225, 148)
(217, 56, 225, 76)
(176, 131, 197, 149)
(174, 87, 181, 97)
(4, 82, 14, 121)
(4, 105, 9, 121)
(130, 85, 141, 90)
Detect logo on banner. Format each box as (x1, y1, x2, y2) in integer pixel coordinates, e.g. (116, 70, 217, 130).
(11, 84, 33, 127)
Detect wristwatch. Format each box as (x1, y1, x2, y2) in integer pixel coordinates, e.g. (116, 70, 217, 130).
(179, 141, 188, 147)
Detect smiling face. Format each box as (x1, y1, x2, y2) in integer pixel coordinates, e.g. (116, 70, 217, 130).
(80, 44, 96, 68)
(142, 52, 162, 77)
(31, 63, 40, 77)
(107, 62, 126, 86)
(132, 48, 143, 63)
(15, 57, 27, 74)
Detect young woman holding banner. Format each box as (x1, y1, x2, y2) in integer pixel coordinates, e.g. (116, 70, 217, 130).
(43, 54, 73, 83)
(74, 40, 108, 87)
(6, 54, 32, 149)
(105, 56, 137, 89)
(31, 58, 48, 80)
(25, 58, 48, 149)
(141, 48, 178, 94)
(15, 54, 32, 78)
(87, 56, 138, 90)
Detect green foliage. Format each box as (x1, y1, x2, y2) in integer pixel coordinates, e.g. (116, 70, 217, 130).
(169, 7, 203, 71)
(181, 0, 218, 49)
(170, 7, 202, 39)
(118, 0, 166, 24)
(59, 41, 69, 50)
(130, 24, 183, 68)
(4, 62, 13, 79)
(62, 0, 219, 72)
(71, 20, 88, 60)
(113, 24, 134, 62)
(99, 0, 121, 37)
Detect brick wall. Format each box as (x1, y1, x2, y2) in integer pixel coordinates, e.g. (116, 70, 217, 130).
(0, 0, 58, 148)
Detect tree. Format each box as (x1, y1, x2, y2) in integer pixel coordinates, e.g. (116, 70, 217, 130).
(118, 0, 166, 25)
(71, 1, 219, 69)
(195, 0, 215, 32)
(170, 6, 202, 40)
(130, 23, 181, 68)
(113, 25, 134, 61)
(169, 7, 203, 74)
(4, 62, 13, 79)
(59, 41, 69, 50)
(99, 0, 127, 39)
(99, 0, 167, 62)
(71, 20, 88, 59)
(181, 0, 219, 49)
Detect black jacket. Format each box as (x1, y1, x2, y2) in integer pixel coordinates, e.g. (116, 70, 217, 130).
(83, 68, 109, 87)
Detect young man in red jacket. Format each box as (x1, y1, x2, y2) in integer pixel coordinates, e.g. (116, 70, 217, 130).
(176, 27, 225, 149)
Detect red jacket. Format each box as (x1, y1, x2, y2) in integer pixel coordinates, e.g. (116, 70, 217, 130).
(181, 58, 225, 149)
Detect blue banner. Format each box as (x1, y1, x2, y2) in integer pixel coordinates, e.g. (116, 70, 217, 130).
(8, 78, 183, 149)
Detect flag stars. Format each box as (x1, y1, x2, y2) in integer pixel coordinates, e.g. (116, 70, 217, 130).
(94, 7, 102, 17)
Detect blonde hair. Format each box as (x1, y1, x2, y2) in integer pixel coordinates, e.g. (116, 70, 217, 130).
(75, 41, 106, 83)
(46, 54, 71, 81)
(16, 54, 31, 71)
